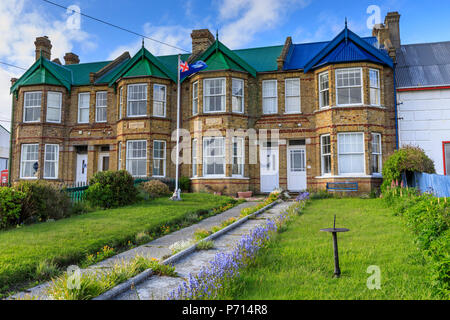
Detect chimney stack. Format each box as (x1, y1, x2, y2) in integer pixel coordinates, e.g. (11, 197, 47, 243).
(191, 29, 215, 56)
(34, 36, 52, 61)
(384, 12, 401, 50)
(64, 52, 80, 65)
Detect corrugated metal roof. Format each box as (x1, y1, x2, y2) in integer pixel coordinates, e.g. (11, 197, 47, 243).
(396, 41, 450, 88)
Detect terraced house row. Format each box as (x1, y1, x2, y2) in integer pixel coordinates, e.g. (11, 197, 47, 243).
(9, 13, 401, 195)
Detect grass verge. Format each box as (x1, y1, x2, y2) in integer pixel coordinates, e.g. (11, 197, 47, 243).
(226, 198, 437, 300)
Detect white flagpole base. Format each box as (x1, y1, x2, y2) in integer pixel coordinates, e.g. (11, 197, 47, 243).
(170, 189, 182, 201)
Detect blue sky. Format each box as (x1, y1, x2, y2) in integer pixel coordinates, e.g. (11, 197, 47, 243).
(1, 0, 450, 127)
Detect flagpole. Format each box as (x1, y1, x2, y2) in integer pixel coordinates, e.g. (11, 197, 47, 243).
(172, 53, 181, 201)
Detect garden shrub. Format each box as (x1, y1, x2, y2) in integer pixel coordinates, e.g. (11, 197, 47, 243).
(382, 186, 449, 298)
(382, 146, 435, 191)
(141, 180, 171, 199)
(16, 180, 71, 223)
(0, 187, 26, 229)
(179, 176, 191, 192)
(86, 170, 137, 208)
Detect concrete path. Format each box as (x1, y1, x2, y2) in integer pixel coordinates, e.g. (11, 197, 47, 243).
(114, 201, 291, 300)
(10, 201, 258, 300)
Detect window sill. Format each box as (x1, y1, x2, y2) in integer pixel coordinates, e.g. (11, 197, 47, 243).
(314, 175, 374, 179)
(192, 176, 250, 180)
(284, 112, 302, 115)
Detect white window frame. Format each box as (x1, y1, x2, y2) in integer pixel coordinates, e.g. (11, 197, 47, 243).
(203, 137, 225, 177)
(78, 92, 90, 124)
(126, 140, 147, 177)
(335, 68, 363, 106)
(127, 84, 148, 117)
(153, 84, 166, 118)
(43, 144, 59, 179)
(232, 137, 245, 177)
(321, 134, 332, 176)
(284, 78, 301, 114)
(23, 91, 42, 123)
(118, 142, 122, 170)
(232, 78, 244, 114)
(152, 140, 166, 177)
(192, 138, 197, 177)
(95, 91, 107, 123)
(203, 78, 226, 113)
(337, 132, 366, 176)
(192, 81, 199, 116)
(262, 80, 278, 114)
(369, 69, 381, 106)
(319, 72, 330, 109)
(46, 91, 62, 123)
(20, 144, 39, 179)
(119, 87, 123, 120)
(371, 133, 382, 176)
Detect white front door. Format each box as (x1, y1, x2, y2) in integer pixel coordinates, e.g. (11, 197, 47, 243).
(287, 146, 306, 191)
(76, 154, 88, 184)
(260, 147, 279, 193)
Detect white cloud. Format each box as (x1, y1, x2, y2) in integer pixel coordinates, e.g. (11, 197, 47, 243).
(218, 0, 312, 49)
(0, 0, 95, 129)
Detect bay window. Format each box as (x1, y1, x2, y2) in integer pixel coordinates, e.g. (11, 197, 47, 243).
(118, 142, 122, 170)
(321, 135, 331, 175)
(46, 92, 62, 123)
(126, 140, 147, 177)
(204, 78, 226, 113)
(336, 68, 363, 105)
(127, 84, 147, 117)
(232, 78, 244, 113)
(20, 144, 39, 179)
(153, 140, 166, 177)
(371, 133, 382, 175)
(370, 69, 381, 106)
(338, 132, 365, 175)
(319, 72, 329, 109)
(192, 81, 198, 115)
(153, 84, 166, 117)
(96, 91, 107, 122)
(285, 78, 300, 113)
(262, 80, 277, 114)
(78, 92, 90, 123)
(24, 92, 42, 123)
(232, 138, 244, 177)
(44, 144, 59, 179)
(203, 137, 225, 176)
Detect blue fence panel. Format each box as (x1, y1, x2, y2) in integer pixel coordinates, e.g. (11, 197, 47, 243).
(413, 172, 450, 198)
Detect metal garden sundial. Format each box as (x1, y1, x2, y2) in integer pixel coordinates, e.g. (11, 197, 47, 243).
(320, 215, 350, 278)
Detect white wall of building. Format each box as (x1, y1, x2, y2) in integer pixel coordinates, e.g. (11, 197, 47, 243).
(397, 89, 450, 175)
(0, 125, 9, 171)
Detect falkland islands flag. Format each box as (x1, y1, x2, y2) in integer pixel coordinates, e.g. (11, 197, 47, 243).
(179, 60, 208, 79)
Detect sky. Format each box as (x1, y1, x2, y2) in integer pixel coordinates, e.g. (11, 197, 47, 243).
(1, 0, 450, 129)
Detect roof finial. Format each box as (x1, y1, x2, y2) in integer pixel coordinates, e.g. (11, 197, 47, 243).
(142, 37, 145, 48)
(345, 17, 348, 29)
(344, 18, 348, 43)
(216, 29, 219, 41)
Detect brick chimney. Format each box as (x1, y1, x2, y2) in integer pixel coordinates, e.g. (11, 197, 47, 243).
(34, 36, 52, 61)
(64, 52, 80, 65)
(385, 12, 401, 49)
(372, 12, 401, 50)
(191, 29, 215, 56)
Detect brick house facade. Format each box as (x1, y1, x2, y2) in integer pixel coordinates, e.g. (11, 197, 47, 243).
(9, 14, 400, 195)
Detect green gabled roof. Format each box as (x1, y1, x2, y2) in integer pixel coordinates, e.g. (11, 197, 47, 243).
(107, 47, 177, 85)
(196, 41, 257, 77)
(65, 61, 112, 85)
(11, 56, 72, 94)
(233, 45, 283, 72)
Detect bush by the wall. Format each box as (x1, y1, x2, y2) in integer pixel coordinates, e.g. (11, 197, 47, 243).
(0, 187, 26, 229)
(179, 177, 191, 192)
(382, 146, 435, 191)
(86, 170, 137, 208)
(141, 180, 171, 199)
(383, 186, 449, 298)
(16, 180, 71, 223)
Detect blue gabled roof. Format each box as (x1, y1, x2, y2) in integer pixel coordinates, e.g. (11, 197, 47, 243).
(313, 40, 384, 69)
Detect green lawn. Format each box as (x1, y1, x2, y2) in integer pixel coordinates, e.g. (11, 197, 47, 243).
(229, 198, 437, 300)
(0, 193, 234, 295)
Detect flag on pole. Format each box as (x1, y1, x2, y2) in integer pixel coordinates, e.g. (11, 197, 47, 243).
(179, 60, 208, 79)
